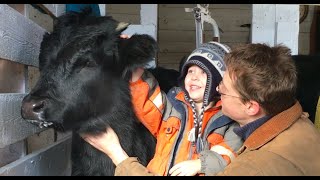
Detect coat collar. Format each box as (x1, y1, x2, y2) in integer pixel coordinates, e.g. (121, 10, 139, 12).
(244, 101, 303, 150)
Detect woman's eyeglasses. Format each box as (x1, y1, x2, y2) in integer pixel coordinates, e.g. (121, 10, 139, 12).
(217, 81, 242, 99)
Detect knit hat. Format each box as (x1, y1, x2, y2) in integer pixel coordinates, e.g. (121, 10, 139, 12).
(178, 41, 230, 106)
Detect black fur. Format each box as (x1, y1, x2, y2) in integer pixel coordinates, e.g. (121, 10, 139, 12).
(148, 67, 179, 94)
(148, 55, 186, 94)
(292, 55, 320, 123)
(21, 10, 156, 176)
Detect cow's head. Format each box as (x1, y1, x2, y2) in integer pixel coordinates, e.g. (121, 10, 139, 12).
(21, 10, 157, 131)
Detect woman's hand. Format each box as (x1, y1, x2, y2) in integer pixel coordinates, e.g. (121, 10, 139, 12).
(169, 159, 201, 176)
(81, 127, 129, 166)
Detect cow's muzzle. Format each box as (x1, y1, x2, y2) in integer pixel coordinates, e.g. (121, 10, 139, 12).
(21, 95, 53, 128)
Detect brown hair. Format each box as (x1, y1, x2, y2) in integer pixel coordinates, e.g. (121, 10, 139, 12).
(224, 43, 297, 116)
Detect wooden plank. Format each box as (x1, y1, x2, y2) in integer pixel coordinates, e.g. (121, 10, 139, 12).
(159, 16, 251, 32)
(158, 5, 312, 32)
(156, 63, 181, 71)
(219, 31, 251, 43)
(299, 6, 314, 33)
(157, 4, 312, 70)
(26, 129, 55, 154)
(300, 5, 314, 23)
(109, 14, 140, 24)
(106, 4, 140, 15)
(158, 5, 312, 34)
(159, 6, 252, 21)
(0, 4, 45, 67)
(0, 59, 26, 93)
(300, 20, 313, 33)
(25, 4, 54, 32)
(159, 4, 252, 10)
(141, 4, 158, 42)
(159, 41, 240, 54)
(0, 140, 26, 167)
(159, 41, 194, 54)
(7, 4, 25, 15)
(27, 66, 40, 93)
(0, 93, 44, 148)
(0, 135, 72, 176)
(98, 4, 106, 16)
(252, 5, 276, 45)
(42, 4, 66, 17)
(275, 5, 300, 55)
(157, 37, 310, 68)
(141, 4, 157, 25)
(158, 52, 188, 65)
(123, 24, 157, 40)
(159, 30, 249, 43)
(299, 33, 310, 54)
(159, 44, 255, 69)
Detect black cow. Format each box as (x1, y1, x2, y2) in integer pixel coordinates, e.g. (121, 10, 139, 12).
(21, 10, 156, 176)
(148, 67, 179, 94)
(292, 55, 320, 123)
(147, 55, 186, 94)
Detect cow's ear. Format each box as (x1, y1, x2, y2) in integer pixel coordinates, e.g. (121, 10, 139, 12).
(118, 34, 158, 70)
(116, 22, 129, 32)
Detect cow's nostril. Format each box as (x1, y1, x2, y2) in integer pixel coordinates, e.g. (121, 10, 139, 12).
(33, 100, 45, 112)
(21, 96, 47, 120)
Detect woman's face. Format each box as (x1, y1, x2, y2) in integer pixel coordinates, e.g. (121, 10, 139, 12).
(218, 69, 248, 123)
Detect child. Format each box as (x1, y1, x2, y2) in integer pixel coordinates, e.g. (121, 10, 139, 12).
(84, 41, 243, 176)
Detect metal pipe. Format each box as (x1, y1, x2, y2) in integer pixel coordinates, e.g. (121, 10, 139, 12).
(186, 4, 220, 48)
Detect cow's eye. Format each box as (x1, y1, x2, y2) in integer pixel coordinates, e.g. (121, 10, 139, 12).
(73, 58, 97, 73)
(86, 60, 97, 68)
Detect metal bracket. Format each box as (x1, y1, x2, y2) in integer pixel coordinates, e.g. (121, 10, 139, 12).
(185, 4, 220, 48)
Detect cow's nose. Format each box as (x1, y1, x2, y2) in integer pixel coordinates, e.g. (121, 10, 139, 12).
(21, 96, 46, 120)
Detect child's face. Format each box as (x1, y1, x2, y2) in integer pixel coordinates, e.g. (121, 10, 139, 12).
(184, 65, 207, 103)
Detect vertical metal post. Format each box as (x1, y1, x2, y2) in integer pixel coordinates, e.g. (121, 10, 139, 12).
(185, 4, 220, 48)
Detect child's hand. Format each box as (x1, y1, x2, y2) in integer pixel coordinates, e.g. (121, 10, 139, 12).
(120, 34, 131, 39)
(120, 34, 144, 83)
(131, 67, 144, 82)
(169, 159, 201, 176)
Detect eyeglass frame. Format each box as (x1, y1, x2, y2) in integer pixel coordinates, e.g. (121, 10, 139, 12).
(216, 81, 242, 99)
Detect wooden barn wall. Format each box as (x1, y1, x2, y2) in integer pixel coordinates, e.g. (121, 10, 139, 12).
(0, 4, 70, 172)
(158, 4, 314, 70)
(106, 4, 140, 24)
(106, 4, 314, 71)
(0, 4, 45, 167)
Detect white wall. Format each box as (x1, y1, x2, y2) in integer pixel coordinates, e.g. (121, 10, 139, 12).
(251, 4, 299, 55)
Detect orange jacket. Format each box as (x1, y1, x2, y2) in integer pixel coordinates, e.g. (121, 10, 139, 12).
(130, 71, 242, 176)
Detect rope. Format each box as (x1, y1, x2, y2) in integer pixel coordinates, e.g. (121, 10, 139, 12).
(185, 94, 206, 152)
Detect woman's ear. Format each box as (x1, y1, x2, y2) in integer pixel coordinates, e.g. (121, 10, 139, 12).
(245, 100, 261, 116)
